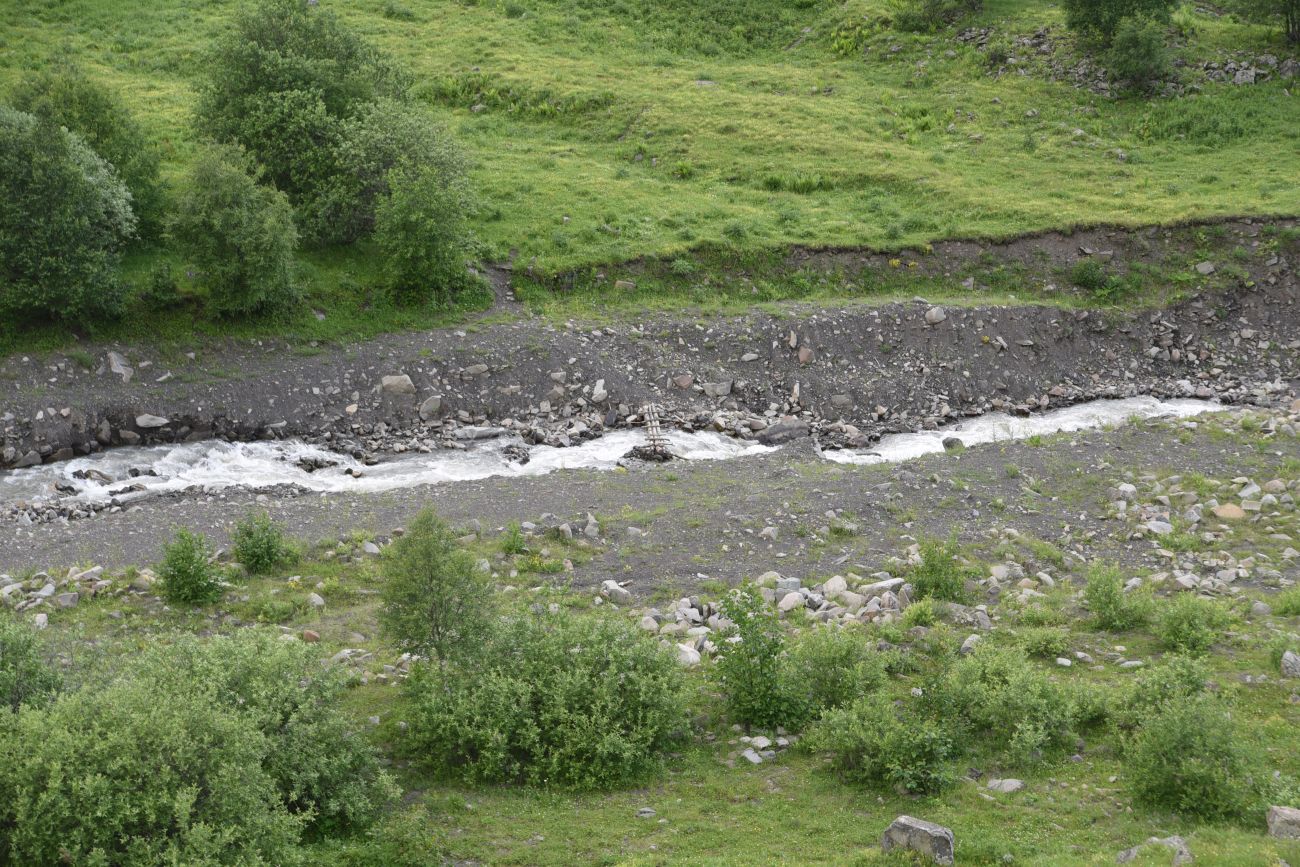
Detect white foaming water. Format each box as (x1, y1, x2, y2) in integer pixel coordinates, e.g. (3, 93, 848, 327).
(0, 429, 773, 506)
(0, 397, 1224, 508)
(822, 396, 1219, 465)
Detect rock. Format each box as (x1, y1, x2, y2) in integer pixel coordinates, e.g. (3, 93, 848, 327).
(362, 541, 381, 556)
(1267, 805, 1300, 839)
(741, 748, 764, 765)
(777, 591, 804, 613)
(987, 778, 1024, 794)
(823, 575, 848, 596)
(880, 816, 954, 865)
(1211, 503, 1247, 521)
(135, 414, 169, 428)
(1118, 835, 1193, 865)
(302, 629, 320, 643)
(1144, 520, 1173, 536)
(757, 418, 810, 445)
(307, 592, 325, 608)
(614, 279, 636, 291)
(1281, 650, 1300, 679)
(942, 436, 964, 452)
(924, 306, 948, 325)
(54, 592, 79, 609)
(381, 374, 416, 395)
(418, 395, 443, 420)
(676, 643, 701, 667)
(636, 807, 657, 819)
(600, 579, 632, 605)
(14, 450, 41, 468)
(960, 634, 982, 655)
(591, 379, 608, 403)
(107, 350, 134, 383)
(1195, 261, 1216, 275)
(672, 374, 694, 389)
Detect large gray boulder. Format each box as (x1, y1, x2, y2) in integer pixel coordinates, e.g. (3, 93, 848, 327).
(880, 815, 954, 864)
(1268, 805, 1300, 839)
(757, 418, 810, 446)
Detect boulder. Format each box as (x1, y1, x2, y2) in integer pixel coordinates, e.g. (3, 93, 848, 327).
(880, 816, 954, 865)
(135, 414, 169, 429)
(418, 395, 443, 420)
(381, 374, 416, 395)
(1281, 650, 1300, 679)
(757, 418, 810, 445)
(1267, 805, 1300, 839)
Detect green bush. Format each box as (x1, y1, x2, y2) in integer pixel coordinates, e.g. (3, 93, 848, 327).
(196, 0, 404, 219)
(1156, 594, 1232, 654)
(716, 586, 810, 730)
(1125, 694, 1259, 820)
(0, 106, 135, 323)
(1014, 625, 1070, 658)
(1084, 563, 1152, 630)
(1107, 17, 1171, 90)
(1063, 0, 1177, 44)
(1112, 654, 1209, 731)
(135, 631, 397, 833)
(0, 616, 61, 713)
(1273, 586, 1300, 616)
(380, 509, 494, 664)
(900, 597, 938, 628)
(11, 66, 164, 238)
(232, 510, 296, 574)
(788, 626, 889, 715)
(159, 528, 223, 604)
(0, 678, 305, 866)
(806, 694, 956, 795)
(406, 610, 685, 788)
(170, 144, 299, 317)
(375, 161, 475, 305)
(893, 0, 981, 32)
(929, 643, 1080, 762)
(909, 536, 970, 602)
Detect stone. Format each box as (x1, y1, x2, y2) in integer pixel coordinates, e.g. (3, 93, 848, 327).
(107, 350, 134, 383)
(135, 414, 169, 429)
(823, 575, 848, 596)
(54, 592, 79, 609)
(1281, 650, 1300, 679)
(600, 579, 632, 605)
(1144, 520, 1174, 536)
(381, 374, 416, 395)
(960, 634, 982, 655)
(1267, 805, 1300, 839)
(302, 629, 320, 643)
(757, 418, 810, 445)
(591, 379, 608, 403)
(741, 748, 764, 765)
(942, 436, 964, 452)
(418, 395, 443, 420)
(676, 642, 701, 667)
(14, 450, 41, 468)
(1211, 503, 1247, 521)
(307, 592, 325, 608)
(672, 374, 694, 389)
(987, 778, 1024, 794)
(778, 591, 804, 613)
(1195, 261, 1216, 275)
(1117, 836, 1193, 865)
(924, 306, 948, 325)
(880, 816, 954, 865)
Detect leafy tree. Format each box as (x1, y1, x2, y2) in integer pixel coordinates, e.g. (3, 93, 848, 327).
(375, 161, 475, 304)
(1063, 0, 1177, 45)
(1107, 16, 1172, 89)
(157, 527, 224, 604)
(11, 67, 164, 238)
(1231, 0, 1300, 43)
(0, 106, 135, 323)
(379, 509, 493, 664)
(715, 586, 810, 730)
(170, 144, 299, 316)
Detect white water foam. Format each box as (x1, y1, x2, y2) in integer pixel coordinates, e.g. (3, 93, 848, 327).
(0, 397, 1225, 508)
(822, 396, 1219, 465)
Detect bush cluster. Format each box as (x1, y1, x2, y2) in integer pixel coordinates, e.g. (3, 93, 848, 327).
(893, 0, 982, 32)
(232, 510, 297, 574)
(805, 694, 956, 795)
(405, 610, 685, 789)
(159, 528, 224, 604)
(1083, 564, 1153, 630)
(908, 536, 970, 602)
(0, 631, 394, 865)
(1155, 594, 1232, 654)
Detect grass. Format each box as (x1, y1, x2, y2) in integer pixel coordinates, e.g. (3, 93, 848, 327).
(2, 0, 1299, 351)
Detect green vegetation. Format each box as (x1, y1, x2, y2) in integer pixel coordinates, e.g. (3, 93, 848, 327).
(909, 535, 972, 602)
(1155, 593, 1233, 654)
(715, 586, 810, 729)
(158, 528, 223, 604)
(0, 616, 61, 713)
(3, 0, 1299, 350)
(231, 510, 297, 574)
(1084, 562, 1153, 630)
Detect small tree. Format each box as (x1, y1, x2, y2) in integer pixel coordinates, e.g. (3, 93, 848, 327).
(158, 528, 223, 605)
(1107, 17, 1172, 90)
(379, 509, 493, 664)
(1231, 0, 1299, 43)
(1063, 0, 1177, 45)
(232, 510, 296, 574)
(0, 107, 135, 323)
(170, 144, 299, 317)
(715, 586, 809, 730)
(11, 67, 164, 238)
(0, 616, 61, 713)
(374, 162, 475, 305)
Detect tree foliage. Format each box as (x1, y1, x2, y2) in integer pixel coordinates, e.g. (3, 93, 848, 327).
(1063, 0, 1177, 45)
(0, 106, 135, 323)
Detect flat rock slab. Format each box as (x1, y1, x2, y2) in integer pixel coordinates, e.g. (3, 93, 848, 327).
(881, 815, 954, 865)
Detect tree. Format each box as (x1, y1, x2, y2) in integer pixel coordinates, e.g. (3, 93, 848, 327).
(0, 106, 135, 323)
(1063, 0, 1178, 45)
(170, 144, 299, 317)
(1231, 0, 1300, 43)
(375, 162, 475, 305)
(379, 509, 493, 664)
(11, 67, 164, 239)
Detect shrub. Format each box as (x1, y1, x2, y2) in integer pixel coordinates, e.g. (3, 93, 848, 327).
(788, 626, 889, 715)
(1125, 694, 1259, 820)
(1107, 17, 1171, 90)
(1273, 587, 1300, 616)
(716, 586, 810, 730)
(380, 508, 493, 664)
(375, 161, 475, 305)
(929, 643, 1079, 762)
(406, 610, 685, 788)
(1227, 0, 1299, 44)
(894, 0, 982, 32)
(1084, 563, 1152, 630)
(170, 144, 299, 317)
(900, 597, 938, 628)
(806, 694, 956, 795)
(158, 528, 223, 604)
(1015, 625, 1070, 658)
(0, 678, 305, 866)
(0, 616, 61, 713)
(0, 106, 135, 323)
(196, 0, 404, 215)
(1112, 654, 1209, 731)
(11, 66, 164, 238)
(134, 631, 397, 833)
(1156, 594, 1231, 654)
(500, 522, 526, 555)
(232, 510, 296, 574)
(1063, 0, 1177, 44)
(909, 535, 970, 602)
